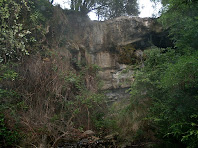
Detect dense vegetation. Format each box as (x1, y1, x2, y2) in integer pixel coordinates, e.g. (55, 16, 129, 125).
(0, 0, 108, 147)
(122, 0, 198, 147)
(0, 0, 198, 147)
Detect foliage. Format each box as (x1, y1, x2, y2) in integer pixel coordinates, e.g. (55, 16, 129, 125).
(96, 0, 139, 20)
(0, 0, 53, 146)
(0, 65, 18, 82)
(70, 0, 139, 19)
(128, 47, 198, 147)
(0, 0, 53, 63)
(123, 1, 198, 147)
(153, 52, 198, 147)
(29, 0, 53, 26)
(62, 65, 106, 130)
(0, 64, 21, 147)
(152, 0, 198, 50)
(0, 53, 107, 147)
(0, 0, 31, 63)
(0, 114, 20, 147)
(91, 112, 117, 131)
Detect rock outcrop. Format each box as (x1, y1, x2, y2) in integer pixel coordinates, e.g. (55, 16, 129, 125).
(48, 8, 172, 96)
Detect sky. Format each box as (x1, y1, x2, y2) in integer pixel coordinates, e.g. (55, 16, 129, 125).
(53, 0, 162, 20)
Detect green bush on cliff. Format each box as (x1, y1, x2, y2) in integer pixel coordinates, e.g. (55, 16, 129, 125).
(0, 114, 21, 147)
(0, 0, 53, 63)
(0, 0, 30, 62)
(0, 65, 22, 147)
(0, 0, 53, 146)
(126, 47, 198, 147)
(125, 1, 198, 147)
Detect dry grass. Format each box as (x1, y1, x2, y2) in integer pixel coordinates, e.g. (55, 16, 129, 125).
(1, 48, 105, 147)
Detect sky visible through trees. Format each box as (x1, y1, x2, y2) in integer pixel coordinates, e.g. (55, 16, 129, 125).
(53, 0, 162, 19)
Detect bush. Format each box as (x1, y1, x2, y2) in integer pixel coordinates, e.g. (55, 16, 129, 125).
(0, 114, 20, 147)
(127, 47, 198, 147)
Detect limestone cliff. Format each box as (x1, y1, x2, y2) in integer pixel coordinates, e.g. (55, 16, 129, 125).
(47, 7, 172, 93)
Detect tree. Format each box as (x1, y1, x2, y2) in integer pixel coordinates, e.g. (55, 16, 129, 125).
(50, 0, 54, 4)
(129, 47, 198, 147)
(97, 0, 139, 19)
(0, 0, 30, 63)
(125, 1, 198, 147)
(0, 0, 53, 63)
(70, 0, 139, 19)
(70, 0, 97, 14)
(152, 0, 198, 50)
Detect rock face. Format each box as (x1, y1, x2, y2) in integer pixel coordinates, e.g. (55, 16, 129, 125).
(49, 8, 172, 99)
(82, 16, 162, 51)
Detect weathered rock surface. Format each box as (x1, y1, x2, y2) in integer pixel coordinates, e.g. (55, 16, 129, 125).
(65, 16, 169, 90)
(49, 8, 172, 98)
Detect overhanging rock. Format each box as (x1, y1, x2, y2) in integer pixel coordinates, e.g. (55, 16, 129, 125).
(69, 16, 172, 90)
(48, 9, 172, 91)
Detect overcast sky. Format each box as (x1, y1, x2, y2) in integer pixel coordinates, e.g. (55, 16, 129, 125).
(53, 0, 162, 20)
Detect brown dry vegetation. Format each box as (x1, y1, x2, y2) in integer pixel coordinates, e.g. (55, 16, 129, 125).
(2, 49, 106, 147)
